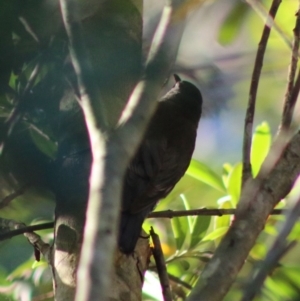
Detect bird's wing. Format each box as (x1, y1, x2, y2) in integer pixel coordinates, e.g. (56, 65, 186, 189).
(123, 135, 192, 214)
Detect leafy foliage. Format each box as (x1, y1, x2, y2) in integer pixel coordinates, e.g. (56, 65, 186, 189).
(1, 1, 300, 301)
(143, 121, 300, 300)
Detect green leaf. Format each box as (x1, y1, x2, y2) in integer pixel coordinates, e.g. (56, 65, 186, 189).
(215, 196, 233, 229)
(265, 274, 297, 300)
(178, 194, 211, 249)
(223, 163, 232, 175)
(250, 242, 267, 260)
(251, 122, 271, 177)
(180, 194, 192, 231)
(190, 215, 211, 248)
(29, 126, 57, 159)
(279, 266, 300, 285)
(288, 221, 300, 241)
(171, 216, 190, 251)
(186, 159, 225, 192)
(264, 223, 278, 236)
(8, 258, 35, 279)
(218, 2, 249, 45)
(222, 163, 233, 188)
(8, 72, 18, 91)
(202, 227, 229, 242)
(227, 162, 242, 205)
(0, 267, 10, 285)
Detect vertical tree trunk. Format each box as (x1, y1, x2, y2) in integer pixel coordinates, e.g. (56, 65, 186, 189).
(52, 1, 145, 300)
(19, 0, 145, 300)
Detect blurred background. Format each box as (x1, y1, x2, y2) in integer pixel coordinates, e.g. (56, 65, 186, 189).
(1, 0, 300, 300)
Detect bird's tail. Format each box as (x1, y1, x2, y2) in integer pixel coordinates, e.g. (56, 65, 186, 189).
(118, 212, 147, 253)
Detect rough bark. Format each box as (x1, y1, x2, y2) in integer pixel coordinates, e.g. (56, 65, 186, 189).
(17, 0, 144, 300)
(52, 1, 144, 300)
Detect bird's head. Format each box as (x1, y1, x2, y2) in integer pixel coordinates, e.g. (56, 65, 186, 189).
(169, 74, 202, 122)
(173, 74, 202, 103)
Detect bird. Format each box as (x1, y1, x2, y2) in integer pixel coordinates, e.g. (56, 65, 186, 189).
(54, 74, 202, 253)
(119, 74, 202, 253)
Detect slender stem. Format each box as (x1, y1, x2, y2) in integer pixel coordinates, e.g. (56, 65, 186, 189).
(242, 0, 282, 186)
(246, 0, 292, 50)
(280, 7, 300, 130)
(242, 195, 300, 300)
(0, 62, 41, 154)
(59, 0, 107, 132)
(0, 208, 285, 241)
(0, 222, 54, 241)
(0, 185, 28, 209)
(150, 227, 173, 301)
(59, 2, 110, 301)
(148, 208, 284, 218)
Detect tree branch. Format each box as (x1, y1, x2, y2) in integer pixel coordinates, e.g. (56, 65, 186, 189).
(60, 0, 188, 300)
(0, 185, 28, 209)
(117, 0, 186, 136)
(0, 221, 54, 241)
(0, 218, 51, 261)
(149, 208, 284, 218)
(59, 0, 107, 132)
(280, 7, 300, 130)
(242, 0, 282, 186)
(0, 208, 286, 241)
(246, 0, 291, 50)
(150, 227, 173, 301)
(59, 1, 110, 301)
(187, 130, 300, 301)
(0, 62, 41, 153)
(242, 194, 300, 300)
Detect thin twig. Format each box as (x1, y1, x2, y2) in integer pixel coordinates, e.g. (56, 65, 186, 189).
(0, 62, 41, 154)
(149, 208, 284, 218)
(23, 230, 51, 262)
(280, 7, 300, 130)
(59, 0, 107, 132)
(243, 241, 296, 301)
(150, 227, 173, 301)
(19, 16, 40, 43)
(0, 221, 54, 241)
(0, 185, 28, 209)
(242, 0, 282, 186)
(242, 195, 300, 300)
(290, 68, 300, 114)
(148, 266, 193, 290)
(246, 0, 292, 50)
(168, 273, 193, 290)
(0, 208, 286, 241)
(0, 219, 51, 261)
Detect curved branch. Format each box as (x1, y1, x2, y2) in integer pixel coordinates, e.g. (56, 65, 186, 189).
(242, 0, 282, 186)
(188, 130, 300, 301)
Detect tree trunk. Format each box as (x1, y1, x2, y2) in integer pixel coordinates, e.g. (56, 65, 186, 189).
(18, 0, 146, 300)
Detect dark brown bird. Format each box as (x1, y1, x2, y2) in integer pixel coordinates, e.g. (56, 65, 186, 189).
(54, 74, 202, 253)
(119, 74, 202, 253)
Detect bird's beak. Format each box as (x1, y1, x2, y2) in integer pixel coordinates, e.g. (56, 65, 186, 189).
(173, 74, 181, 83)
